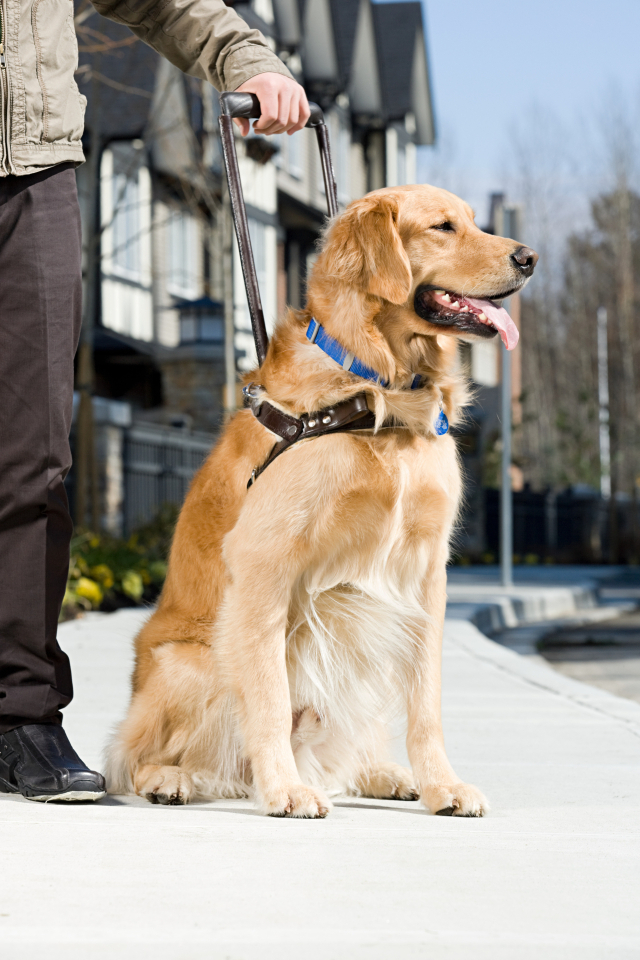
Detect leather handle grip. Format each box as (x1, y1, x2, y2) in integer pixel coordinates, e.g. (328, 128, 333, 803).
(220, 92, 325, 127)
(218, 90, 338, 369)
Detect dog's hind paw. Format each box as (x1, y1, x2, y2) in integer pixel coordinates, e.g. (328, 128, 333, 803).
(261, 783, 332, 819)
(357, 762, 419, 801)
(422, 782, 488, 817)
(134, 765, 194, 805)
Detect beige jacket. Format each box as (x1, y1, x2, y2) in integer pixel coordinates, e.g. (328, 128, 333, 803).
(0, 0, 292, 175)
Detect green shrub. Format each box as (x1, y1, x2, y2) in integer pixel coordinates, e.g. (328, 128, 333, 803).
(61, 504, 178, 620)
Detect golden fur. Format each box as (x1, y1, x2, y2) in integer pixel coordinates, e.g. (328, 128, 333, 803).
(106, 184, 534, 817)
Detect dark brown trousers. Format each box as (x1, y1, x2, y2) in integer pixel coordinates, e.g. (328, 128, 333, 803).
(0, 164, 82, 734)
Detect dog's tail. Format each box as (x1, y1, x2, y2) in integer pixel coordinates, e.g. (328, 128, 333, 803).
(103, 724, 135, 795)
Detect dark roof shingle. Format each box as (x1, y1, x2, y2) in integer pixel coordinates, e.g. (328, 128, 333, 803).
(330, 0, 361, 88)
(372, 1, 423, 120)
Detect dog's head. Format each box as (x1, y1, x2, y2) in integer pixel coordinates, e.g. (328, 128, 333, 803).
(309, 184, 537, 359)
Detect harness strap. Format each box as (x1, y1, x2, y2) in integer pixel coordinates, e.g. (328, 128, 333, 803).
(246, 391, 384, 488)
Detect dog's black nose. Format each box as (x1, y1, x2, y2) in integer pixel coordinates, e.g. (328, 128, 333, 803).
(510, 245, 538, 277)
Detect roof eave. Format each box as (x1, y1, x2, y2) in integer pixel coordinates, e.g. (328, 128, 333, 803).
(348, 0, 384, 119)
(411, 26, 436, 145)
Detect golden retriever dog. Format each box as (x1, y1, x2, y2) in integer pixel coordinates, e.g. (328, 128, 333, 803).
(106, 184, 537, 817)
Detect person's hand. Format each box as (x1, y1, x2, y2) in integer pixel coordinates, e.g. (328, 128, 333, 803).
(234, 73, 310, 137)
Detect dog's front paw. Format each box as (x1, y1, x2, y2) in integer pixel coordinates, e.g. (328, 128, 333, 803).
(260, 783, 332, 819)
(134, 764, 194, 805)
(421, 782, 488, 817)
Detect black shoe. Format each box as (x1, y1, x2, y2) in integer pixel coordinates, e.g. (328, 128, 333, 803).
(0, 723, 106, 802)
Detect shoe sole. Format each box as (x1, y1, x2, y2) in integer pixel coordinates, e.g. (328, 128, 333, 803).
(1, 775, 106, 803)
(25, 790, 107, 803)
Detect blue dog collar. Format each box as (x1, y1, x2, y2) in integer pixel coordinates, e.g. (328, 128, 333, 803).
(306, 318, 389, 387)
(306, 319, 426, 391)
(305, 318, 448, 435)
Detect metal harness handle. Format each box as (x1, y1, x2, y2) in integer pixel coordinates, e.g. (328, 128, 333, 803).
(218, 92, 338, 367)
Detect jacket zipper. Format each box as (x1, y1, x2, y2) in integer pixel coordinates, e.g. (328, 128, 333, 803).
(0, 0, 14, 174)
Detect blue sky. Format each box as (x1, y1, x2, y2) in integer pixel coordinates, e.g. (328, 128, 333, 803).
(394, 0, 640, 223)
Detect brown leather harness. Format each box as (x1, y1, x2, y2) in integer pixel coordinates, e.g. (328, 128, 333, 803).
(244, 387, 384, 488)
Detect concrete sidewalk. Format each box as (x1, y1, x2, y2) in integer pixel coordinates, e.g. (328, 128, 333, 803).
(1, 607, 639, 959)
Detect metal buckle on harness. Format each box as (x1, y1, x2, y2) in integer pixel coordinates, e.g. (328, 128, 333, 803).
(242, 382, 262, 408)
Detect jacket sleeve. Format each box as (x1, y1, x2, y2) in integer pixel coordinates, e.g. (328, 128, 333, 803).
(89, 0, 294, 91)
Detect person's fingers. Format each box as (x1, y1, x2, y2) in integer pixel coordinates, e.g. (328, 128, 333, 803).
(287, 89, 310, 135)
(235, 76, 311, 135)
(286, 96, 300, 132)
(257, 87, 292, 135)
(278, 88, 294, 131)
(252, 86, 280, 135)
(233, 117, 250, 137)
(299, 91, 311, 128)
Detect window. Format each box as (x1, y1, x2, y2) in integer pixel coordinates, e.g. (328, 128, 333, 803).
(249, 218, 267, 298)
(112, 171, 142, 280)
(287, 130, 303, 179)
(234, 216, 277, 369)
(273, 131, 303, 180)
(234, 217, 267, 333)
(167, 209, 201, 300)
(179, 304, 224, 344)
(101, 145, 153, 341)
(273, 133, 284, 169)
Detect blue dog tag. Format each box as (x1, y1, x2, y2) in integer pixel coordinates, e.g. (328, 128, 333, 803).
(434, 409, 449, 436)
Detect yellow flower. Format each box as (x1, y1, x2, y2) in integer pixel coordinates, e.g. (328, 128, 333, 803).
(91, 564, 114, 589)
(121, 570, 144, 601)
(61, 587, 91, 612)
(74, 577, 103, 607)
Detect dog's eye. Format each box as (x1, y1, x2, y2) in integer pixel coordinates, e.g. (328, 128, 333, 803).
(431, 221, 455, 232)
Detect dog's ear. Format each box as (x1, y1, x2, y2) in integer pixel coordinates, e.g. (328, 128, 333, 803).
(327, 194, 413, 305)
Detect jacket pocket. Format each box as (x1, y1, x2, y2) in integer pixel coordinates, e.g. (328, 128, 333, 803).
(32, 0, 85, 142)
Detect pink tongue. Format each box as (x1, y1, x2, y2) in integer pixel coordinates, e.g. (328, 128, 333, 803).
(465, 298, 519, 350)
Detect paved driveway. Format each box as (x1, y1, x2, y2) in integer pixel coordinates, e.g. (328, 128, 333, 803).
(541, 610, 640, 703)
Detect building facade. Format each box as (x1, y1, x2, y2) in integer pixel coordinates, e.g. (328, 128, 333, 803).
(73, 0, 435, 531)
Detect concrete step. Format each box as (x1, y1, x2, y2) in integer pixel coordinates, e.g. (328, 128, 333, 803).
(445, 566, 640, 638)
(445, 582, 600, 634)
